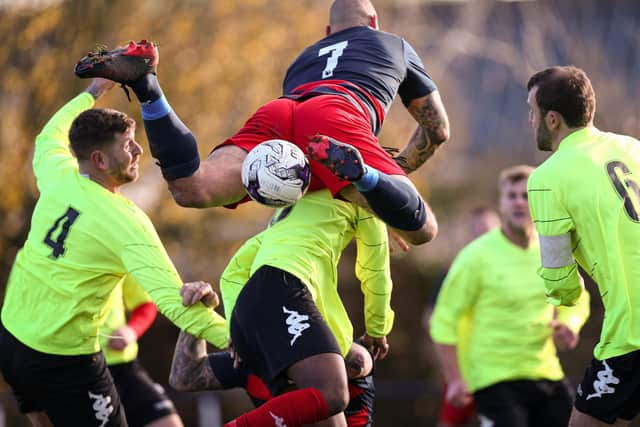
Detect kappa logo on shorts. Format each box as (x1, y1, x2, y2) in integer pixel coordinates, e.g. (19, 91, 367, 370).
(587, 360, 620, 400)
(478, 414, 495, 427)
(88, 391, 114, 427)
(282, 306, 310, 346)
(270, 411, 287, 427)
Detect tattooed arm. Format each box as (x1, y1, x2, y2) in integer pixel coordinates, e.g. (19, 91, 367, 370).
(169, 330, 222, 391)
(396, 91, 450, 174)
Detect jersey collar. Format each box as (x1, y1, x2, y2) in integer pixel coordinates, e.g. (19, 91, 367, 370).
(557, 126, 600, 151)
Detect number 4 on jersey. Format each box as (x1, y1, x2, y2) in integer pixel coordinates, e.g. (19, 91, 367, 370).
(319, 41, 348, 79)
(44, 207, 80, 258)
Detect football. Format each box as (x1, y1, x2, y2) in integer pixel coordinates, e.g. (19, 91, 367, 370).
(241, 139, 311, 207)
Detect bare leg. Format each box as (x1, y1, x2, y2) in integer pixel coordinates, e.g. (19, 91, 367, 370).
(168, 145, 247, 208)
(569, 407, 630, 427)
(26, 412, 54, 427)
(286, 352, 350, 416)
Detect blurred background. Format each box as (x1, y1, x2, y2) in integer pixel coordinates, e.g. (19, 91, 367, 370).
(1, 0, 640, 425)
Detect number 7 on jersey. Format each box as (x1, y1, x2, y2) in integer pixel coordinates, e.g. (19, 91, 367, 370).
(319, 41, 348, 79)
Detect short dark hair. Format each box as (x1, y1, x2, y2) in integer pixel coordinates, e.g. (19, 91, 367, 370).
(498, 164, 534, 190)
(527, 65, 596, 128)
(69, 108, 135, 160)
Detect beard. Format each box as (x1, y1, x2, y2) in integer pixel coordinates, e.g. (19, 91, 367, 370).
(109, 163, 138, 184)
(536, 119, 553, 151)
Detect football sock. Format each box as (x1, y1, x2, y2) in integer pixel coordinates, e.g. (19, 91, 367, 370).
(130, 74, 200, 180)
(224, 388, 330, 427)
(354, 167, 427, 231)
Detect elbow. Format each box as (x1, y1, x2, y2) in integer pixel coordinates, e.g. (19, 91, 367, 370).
(431, 126, 450, 146)
(413, 213, 438, 245)
(169, 372, 192, 392)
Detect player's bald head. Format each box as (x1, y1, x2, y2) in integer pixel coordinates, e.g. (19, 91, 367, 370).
(329, 0, 378, 33)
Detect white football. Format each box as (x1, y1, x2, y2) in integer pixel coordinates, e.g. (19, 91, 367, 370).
(241, 139, 311, 207)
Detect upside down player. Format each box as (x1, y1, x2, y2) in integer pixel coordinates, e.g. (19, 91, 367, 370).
(74, 0, 450, 246)
(172, 186, 396, 427)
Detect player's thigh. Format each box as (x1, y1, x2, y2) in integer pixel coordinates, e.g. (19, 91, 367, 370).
(293, 96, 404, 193)
(473, 382, 528, 427)
(25, 412, 54, 427)
(41, 353, 127, 426)
(230, 265, 343, 387)
(110, 361, 178, 427)
(0, 325, 126, 426)
(574, 351, 640, 425)
(215, 98, 296, 153)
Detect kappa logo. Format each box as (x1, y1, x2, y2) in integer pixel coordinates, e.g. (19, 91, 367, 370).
(88, 391, 114, 427)
(282, 306, 310, 346)
(270, 411, 287, 427)
(478, 414, 495, 427)
(587, 360, 620, 400)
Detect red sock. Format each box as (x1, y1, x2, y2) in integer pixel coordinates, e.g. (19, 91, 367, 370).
(224, 387, 330, 427)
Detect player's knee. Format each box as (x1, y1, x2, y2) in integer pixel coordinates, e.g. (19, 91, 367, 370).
(319, 383, 350, 415)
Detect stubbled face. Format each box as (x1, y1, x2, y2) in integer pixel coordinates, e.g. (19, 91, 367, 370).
(527, 86, 553, 152)
(105, 127, 142, 184)
(499, 179, 532, 232)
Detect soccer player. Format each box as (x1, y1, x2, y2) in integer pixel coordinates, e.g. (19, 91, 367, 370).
(0, 78, 228, 427)
(526, 65, 640, 426)
(170, 321, 375, 427)
(430, 165, 590, 427)
(174, 187, 393, 427)
(169, 201, 390, 427)
(74, 0, 450, 245)
(425, 206, 500, 427)
(102, 277, 183, 427)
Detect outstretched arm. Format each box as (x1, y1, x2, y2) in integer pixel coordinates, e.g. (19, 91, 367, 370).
(169, 330, 222, 391)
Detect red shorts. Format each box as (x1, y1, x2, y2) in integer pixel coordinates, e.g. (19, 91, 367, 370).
(438, 382, 475, 424)
(217, 85, 405, 198)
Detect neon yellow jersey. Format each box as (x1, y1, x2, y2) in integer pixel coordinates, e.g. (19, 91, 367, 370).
(219, 189, 394, 356)
(1, 93, 228, 355)
(528, 126, 640, 360)
(430, 229, 589, 392)
(101, 275, 152, 365)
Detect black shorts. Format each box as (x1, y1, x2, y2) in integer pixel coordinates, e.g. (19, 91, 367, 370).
(473, 379, 573, 427)
(230, 265, 341, 388)
(109, 360, 176, 427)
(575, 350, 640, 423)
(0, 321, 127, 426)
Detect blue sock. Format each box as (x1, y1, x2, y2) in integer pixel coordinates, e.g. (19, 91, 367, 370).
(354, 167, 380, 192)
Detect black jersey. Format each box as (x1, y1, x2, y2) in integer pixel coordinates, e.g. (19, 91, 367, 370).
(283, 26, 437, 124)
